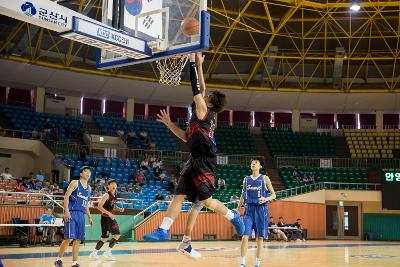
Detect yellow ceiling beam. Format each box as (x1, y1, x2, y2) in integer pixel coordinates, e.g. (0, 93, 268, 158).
(265, 0, 400, 9)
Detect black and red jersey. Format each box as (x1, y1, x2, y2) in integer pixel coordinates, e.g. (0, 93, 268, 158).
(185, 102, 217, 158)
(102, 191, 117, 217)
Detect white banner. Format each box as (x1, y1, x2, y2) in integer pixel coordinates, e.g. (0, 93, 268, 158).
(61, 17, 151, 59)
(217, 156, 229, 165)
(0, 0, 76, 32)
(320, 158, 332, 168)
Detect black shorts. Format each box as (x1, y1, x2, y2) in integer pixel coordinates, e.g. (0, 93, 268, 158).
(174, 156, 217, 203)
(101, 216, 120, 238)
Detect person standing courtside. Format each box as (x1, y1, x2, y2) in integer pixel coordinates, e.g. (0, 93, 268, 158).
(238, 159, 276, 267)
(90, 180, 124, 261)
(54, 166, 93, 267)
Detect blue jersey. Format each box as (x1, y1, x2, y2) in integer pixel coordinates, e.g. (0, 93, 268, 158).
(242, 175, 269, 205)
(69, 180, 90, 212)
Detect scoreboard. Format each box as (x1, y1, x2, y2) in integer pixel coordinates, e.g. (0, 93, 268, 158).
(382, 170, 400, 210)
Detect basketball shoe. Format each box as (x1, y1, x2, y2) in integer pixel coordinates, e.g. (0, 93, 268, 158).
(143, 228, 170, 241)
(230, 210, 245, 236)
(177, 241, 201, 259)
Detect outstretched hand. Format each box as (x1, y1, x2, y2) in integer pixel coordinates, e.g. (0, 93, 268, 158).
(157, 109, 172, 127)
(196, 52, 205, 65)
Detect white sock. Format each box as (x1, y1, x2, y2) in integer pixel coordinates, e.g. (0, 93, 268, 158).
(93, 249, 98, 254)
(106, 247, 112, 253)
(241, 256, 246, 265)
(224, 209, 234, 220)
(72, 261, 78, 265)
(256, 258, 261, 266)
(182, 235, 191, 243)
(160, 217, 174, 230)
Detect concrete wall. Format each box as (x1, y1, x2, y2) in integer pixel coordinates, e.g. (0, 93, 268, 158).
(0, 137, 54, 178)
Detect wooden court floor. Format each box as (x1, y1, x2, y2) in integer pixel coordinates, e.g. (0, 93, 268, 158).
(1, 240, 400, 267)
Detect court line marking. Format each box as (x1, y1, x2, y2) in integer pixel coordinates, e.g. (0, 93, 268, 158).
(1, 243, 400, 260)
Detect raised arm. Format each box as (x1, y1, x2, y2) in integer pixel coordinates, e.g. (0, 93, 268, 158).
(189, 53, 208, 120)
(157, 109, 187, 142)
(196, 52, 206, 97)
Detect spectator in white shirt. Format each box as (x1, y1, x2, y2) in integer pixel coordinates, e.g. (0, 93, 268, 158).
(1, 168, 12, 180)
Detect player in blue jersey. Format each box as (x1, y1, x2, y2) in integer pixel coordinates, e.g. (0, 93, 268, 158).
(237, 159, 276, 267)
(55, 166, 93, 267)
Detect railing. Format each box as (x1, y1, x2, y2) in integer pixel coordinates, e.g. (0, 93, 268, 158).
(276, 182, 381, 199)
(132, 200, 193, 227)
(91, 110, 123, 118)
(275, 156, 400, 169)
(259, 123, 292, 129)
(49, 194, 144, 209)
(0, 191, 64, 209)
(0, 99, 33, 108)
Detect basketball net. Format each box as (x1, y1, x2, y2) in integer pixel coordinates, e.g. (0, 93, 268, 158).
(156, 55, 189, 86)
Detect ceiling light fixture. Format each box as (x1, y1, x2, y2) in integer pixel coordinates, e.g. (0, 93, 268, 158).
(350, 3, 360, 11)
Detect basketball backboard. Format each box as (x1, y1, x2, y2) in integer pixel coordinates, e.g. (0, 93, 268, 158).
(97, 0, 209, 70)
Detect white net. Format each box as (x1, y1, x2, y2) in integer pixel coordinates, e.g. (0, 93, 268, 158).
(156, 56, 189, 86)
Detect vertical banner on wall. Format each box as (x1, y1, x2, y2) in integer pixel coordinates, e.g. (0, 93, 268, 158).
(104, 147, 117, 158)
(217, 155, 229, 165)
(320, 158, 332, 168)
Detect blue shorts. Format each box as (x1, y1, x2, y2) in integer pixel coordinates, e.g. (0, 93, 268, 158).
(64, 210, 85, 240)
(243, 204, 268, 238)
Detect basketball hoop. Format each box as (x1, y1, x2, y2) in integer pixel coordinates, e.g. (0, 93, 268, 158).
(156, 55, 189, 86)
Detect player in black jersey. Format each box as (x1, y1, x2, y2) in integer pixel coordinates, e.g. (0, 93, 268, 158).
(144, 52, 244, 257)
(90, 180, 124, 261)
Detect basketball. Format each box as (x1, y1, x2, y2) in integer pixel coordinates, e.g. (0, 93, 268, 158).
(181, 17, 200, 36)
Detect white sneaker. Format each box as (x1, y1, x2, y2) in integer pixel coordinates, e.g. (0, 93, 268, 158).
(102, 250, 116, 261)
(177, 241, 201, 259)
(89, 251, 100, 261)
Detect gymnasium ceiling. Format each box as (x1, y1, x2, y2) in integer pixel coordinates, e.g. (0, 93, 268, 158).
(0, 0, 400, 93)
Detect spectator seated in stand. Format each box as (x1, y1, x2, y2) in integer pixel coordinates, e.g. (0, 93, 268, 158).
(277, 216, 302, 241)
(217, 177, 227, 190)
(117, 129, 125, 138)
(33, 181, 43, 191)
(165, 191, 173, 201)
(1, 167, 13, 180)
(39, 208, 56, 245)
(23, 177, 34, 190)
(133, 184, 142, 195)
(127, 130, 137, 146)
(292, 167, 301, 181)
(159, 172, 166, 183)
(36, 170, 45, 182)
(230, 192, 239, 202)
(155, 189, 165, 201)
(15, 180, 26, 192)
(268, 216, 288, 241)
(294, 218, 307, 241)
(140, 157, 149, 171)
(135, 170, 146, 186)
(140, 128, 149, 143)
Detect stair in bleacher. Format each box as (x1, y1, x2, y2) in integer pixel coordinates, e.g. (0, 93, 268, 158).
(333, 136, 351, 158)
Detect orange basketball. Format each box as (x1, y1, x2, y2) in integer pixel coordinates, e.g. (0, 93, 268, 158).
(181, 17, 200, 36)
